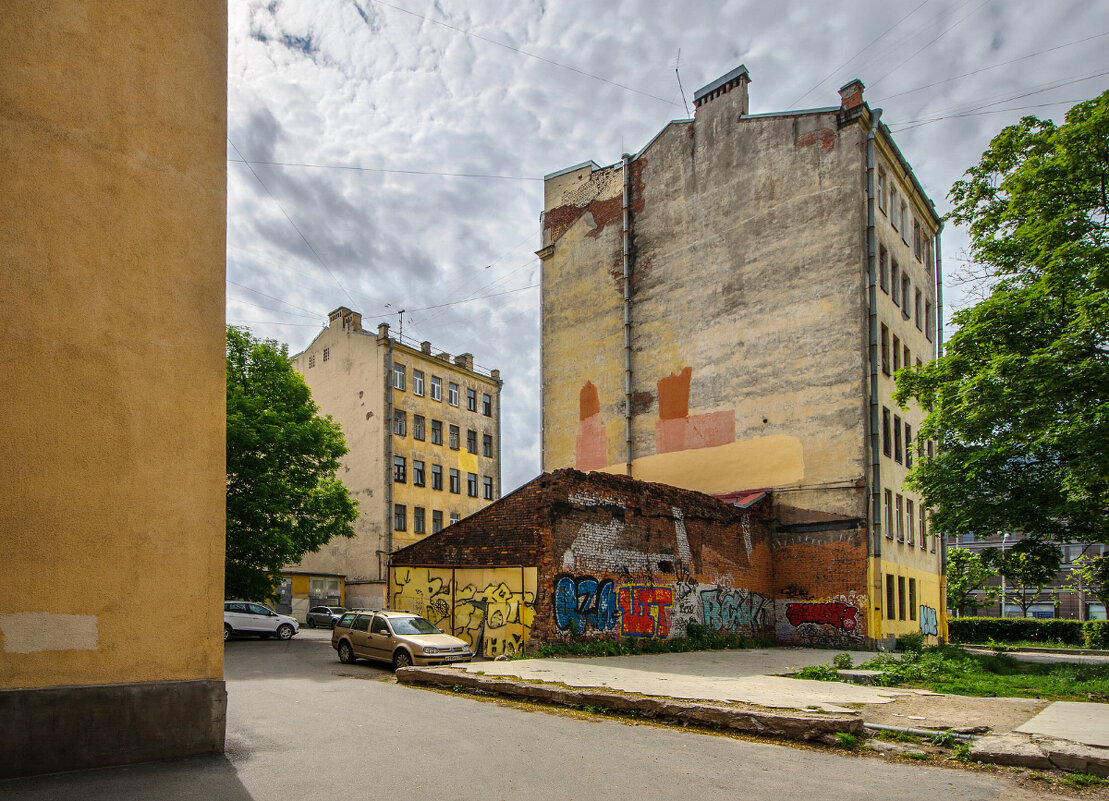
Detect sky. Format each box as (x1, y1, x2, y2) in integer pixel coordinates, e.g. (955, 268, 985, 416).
(226, 0, 1109, 493)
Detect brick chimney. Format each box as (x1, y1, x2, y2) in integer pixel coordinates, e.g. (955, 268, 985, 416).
(328, 306, 362, 332)
(454, 352, 473, 371)
(693, 64, 751, 116)
(421, 341, 432, 354)
(838, 79, 865, 110)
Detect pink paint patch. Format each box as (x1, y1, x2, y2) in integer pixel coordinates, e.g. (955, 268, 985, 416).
(576, 413, 607, 470)
(655, 411, 735, 454)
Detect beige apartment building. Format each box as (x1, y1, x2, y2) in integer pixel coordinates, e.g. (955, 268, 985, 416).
(539, 66, 945, 646)
(289, 307, 502, 609)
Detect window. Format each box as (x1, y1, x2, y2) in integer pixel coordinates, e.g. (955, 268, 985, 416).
(394, 504, 406, 531)
(413, 506, 425, 534)
(886, 574, 896, 619)
(901, 276, 911, 316)
(909, 578, 917, 620)
(431, 464, 443, 490)
(483, 475, 493, 500)
(920, 506, 928, 550)
(892, 336, 901, 371)
(925, 300, 934, 341)
(884, 490, 894, 539)
(882, 407, 892, 457)
(482, 393, 492, 416)
(412, 370, 424, 396)
(913, 219, 922, 261)
(466, 388, 477, 412)
(431, 375, 442, 401)
(903, 344, 910, 368)
(393, 363, 405, 390)
(905, 424, 913, 468)
(323, 347, 330, 362)
(393, 410, 406, 436)
(467, 472, 478, 497)
(897, 575, 906, 620)
(894, 415, 903, 463)
(431, 419, 443, 445)
(308, 354, 316, 368)
(879, 246, 889, 293)
(413, 415, 425, 441)
(880, 324, 890, 375)
(890, 188, 900, 230)
(901, 202, 909, 244)
(448, 382, 459, 406)
(877, 168, 886, 213)
(449, 468, 460, 494)
(466, 429, 477, 454)
(891, 261, 900, 306)
(482, 433, 493, 458)
(914, 289, 923, 329)
(896, 495, 904, 541)
(448, 425, 460, 450)
(927, 440, 934, 460)
(906, 499, 915, 546)
(393, 456, 406, 483)
(432, 510, 443, 533)
(413, 460, 425, 487)
(449, 512, 460, 525)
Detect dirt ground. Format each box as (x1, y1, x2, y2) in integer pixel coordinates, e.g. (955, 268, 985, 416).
(860, 690, 1050, 734)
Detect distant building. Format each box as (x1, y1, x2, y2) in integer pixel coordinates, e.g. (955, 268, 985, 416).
(289, 307, 502, 611)
(539, 66, 945, 645)
(947, 533, 1107, 620)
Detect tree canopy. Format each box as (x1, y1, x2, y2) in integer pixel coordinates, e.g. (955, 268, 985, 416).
(946, 548, 998, 616)
(226, 326, 357, 601)
(895, 91, 1109, 546)
(983, 538, 1063, 617)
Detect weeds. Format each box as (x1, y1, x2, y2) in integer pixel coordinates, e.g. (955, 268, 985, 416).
(536, 632, 775, 659)
(928, 731, 957, 747)
(832, 653, 853, 669)
(794, 664, 839, 681)
(1062, 773, 1107, 789)
(900, 752, 929, 761)
(952, 743, 972, 763)
(834, 732, 860, 749)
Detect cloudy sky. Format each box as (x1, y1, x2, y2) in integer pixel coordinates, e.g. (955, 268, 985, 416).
(226, 0, 1109, 492)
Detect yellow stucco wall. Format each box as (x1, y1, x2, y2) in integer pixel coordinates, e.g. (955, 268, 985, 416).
(0, 1, 227, 688)
(869, 558, 948, 643)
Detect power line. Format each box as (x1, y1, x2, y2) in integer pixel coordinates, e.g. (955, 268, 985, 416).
(226, 278, 325, 319)
(227, 158, 542, 182)
(891, 98, 1089, 133)
(867, 0, 990, 91)
(227, 137, 359, 308)
(358, 0, 678, 107)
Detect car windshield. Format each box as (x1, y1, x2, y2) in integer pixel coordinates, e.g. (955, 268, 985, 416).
(329, 607, 346, 613)
(390, 616, 440, 635)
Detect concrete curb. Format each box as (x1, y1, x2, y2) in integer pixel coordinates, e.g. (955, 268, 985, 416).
(970, 733, 1109, 778)
(396, 666, 864, 742)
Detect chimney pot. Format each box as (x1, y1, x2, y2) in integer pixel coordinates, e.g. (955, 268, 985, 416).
(838, 79, 865, 110)
(421, 341, 432, 354)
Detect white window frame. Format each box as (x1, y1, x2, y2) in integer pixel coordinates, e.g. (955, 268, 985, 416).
(413, 370, 425, 396)
(431, 375, 442, 401)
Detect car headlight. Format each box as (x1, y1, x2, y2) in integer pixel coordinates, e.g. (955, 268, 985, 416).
(423, 646, 439, 655)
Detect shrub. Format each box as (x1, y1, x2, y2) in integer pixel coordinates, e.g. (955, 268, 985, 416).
(832, 653, 853, 669)
(834, 732, 860, 749)
(795, 664, 838, 681)
(948, 617, 1083, 645)
(1084, 620, 1109, 649)
(897, 631, 925, 652)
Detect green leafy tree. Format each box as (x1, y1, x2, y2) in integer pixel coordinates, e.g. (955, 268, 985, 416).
(1065, 553, 1109, 615)
(946, 547, 999, 616)
(984, 538, 1063, 618)
(895, 91, 1109, 548)
(226, 326, 357, 601)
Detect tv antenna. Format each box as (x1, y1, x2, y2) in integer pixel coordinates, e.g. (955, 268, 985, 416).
(675, 49, 691, 117)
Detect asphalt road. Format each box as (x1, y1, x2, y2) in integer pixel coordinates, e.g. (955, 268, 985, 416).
(0, 630, 1047, 800)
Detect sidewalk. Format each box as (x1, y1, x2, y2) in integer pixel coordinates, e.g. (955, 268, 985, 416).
(397, 648, 1109, 776)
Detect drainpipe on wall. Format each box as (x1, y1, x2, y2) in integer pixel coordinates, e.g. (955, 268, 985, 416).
(866, 110, 883, 560)
(935, 223, 945, 358)
(383, 335, 395, 581)
(622, 153, 634, 477)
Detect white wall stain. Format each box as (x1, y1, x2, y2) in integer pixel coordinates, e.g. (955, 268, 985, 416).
(0, 613, 99, 654)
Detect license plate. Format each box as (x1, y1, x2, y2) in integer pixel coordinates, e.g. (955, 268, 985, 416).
(444, 654, 469, 662)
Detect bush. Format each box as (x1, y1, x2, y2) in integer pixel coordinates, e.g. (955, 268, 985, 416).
(897, 631, 925, 652)
(1084, 620, 1109, 649)
(948, 617, 1083, 645)
(795, 664, 838, 681)
(832, 653, 853, 669)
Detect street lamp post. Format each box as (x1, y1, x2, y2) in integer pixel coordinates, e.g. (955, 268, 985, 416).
(999, 532, 1010, 617)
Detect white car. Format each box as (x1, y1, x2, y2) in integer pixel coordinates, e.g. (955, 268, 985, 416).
(224, 601, 299, 641)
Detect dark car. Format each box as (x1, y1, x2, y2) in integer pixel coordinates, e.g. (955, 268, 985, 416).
(305, 606, 347, 628)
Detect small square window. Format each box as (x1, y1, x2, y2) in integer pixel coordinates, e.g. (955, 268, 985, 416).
(482, 393, 492, 416)
(448, 382, 459, 406)
(431, 376, 442, 401)
(449, 512, 460, 525)
(393, 363, 406, 391)
(413, 370, 425, 396)
(466, 388, 477, 412)
(308, 354, 316, 368)
(323, 347, 330, 362)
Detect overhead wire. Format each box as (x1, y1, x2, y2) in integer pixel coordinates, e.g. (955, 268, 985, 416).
(867, 0, 991, 91)
(227, 158, 542, 181)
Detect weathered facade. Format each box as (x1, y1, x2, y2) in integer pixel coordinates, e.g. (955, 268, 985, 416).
(391, 469, 889, 655)
(290, 307, 502, 610)
(1, 1, 227, 778)
(539, 67, 945, 645)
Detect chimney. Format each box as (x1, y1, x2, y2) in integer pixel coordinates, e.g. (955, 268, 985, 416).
(693, 64, 751, 115)
(490, 369, 500, 382)
(328, 306, 361, 329)
(838, 79, 865, 110)
(421, 341, 432, 354)
(377, 322, 390, 341)
(454, 352, 473, 371)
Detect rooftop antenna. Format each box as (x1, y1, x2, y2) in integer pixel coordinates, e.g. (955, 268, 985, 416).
(397, 309, 405, 342)
(675, 48, 691, 118)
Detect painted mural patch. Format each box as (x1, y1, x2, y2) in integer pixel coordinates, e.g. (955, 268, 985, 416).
(919, 605, 938, 636)
(553, 575, 618, 634)
(618, 585, 673, 638)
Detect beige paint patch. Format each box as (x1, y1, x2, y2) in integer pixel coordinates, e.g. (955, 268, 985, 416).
(1, 613, 99, 654)
(598, 435, 805, 494)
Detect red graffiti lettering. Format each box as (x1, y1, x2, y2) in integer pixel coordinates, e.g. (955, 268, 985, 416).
(785, 601, 858, 631)
(618, 586, 673, 638)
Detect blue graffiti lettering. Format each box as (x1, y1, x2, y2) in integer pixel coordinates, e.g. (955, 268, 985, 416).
(701, 588, 765, 632)
(919, 605, 938, 636)
(554, 575, 618, 633)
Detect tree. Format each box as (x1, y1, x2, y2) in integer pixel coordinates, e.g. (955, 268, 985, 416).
(226, 326, 358, 601)
(946, 548, 999, 616)
(984, 538, 1063, 618)
(895, 91, 1109, 548)
(1065, 553, 1109, 618)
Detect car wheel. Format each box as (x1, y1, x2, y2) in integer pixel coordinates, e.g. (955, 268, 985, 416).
(307, 618, 316, 628)
(276, 624, 294, 640)
(393, 649, 413, 670)
(223, 624, 231, 642)
(338, 641, 355, 664)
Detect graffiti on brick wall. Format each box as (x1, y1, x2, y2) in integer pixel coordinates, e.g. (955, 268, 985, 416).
(786, 601, 859, 630)
(781, 591, 867, 645)
(702, 587, 766, 632)
(554, 575, 618, 634)
(390, 567, 536, 658)
(618, 585, 673, 637)
(919, 605, 938, 636)
(561, 505, 693, 574)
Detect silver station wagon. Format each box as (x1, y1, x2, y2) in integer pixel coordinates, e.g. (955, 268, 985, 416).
(331, 610, 473, 669)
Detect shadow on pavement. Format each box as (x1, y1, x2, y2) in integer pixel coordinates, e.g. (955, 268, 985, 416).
(0, 754, 254, 801)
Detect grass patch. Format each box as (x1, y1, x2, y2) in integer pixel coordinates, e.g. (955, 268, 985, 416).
(850, 646, 1109, 702)
(834, 732, 860, 749)
(536, 632, 775, 658)
(899, 752, 929, 761)
(1061, 773, 1107, 789)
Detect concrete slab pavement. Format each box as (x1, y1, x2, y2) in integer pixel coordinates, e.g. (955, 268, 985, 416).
(1016, 701, 1109, 747)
